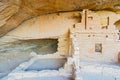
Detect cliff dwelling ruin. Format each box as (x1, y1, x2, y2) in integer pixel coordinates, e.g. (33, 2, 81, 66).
(0, 0, 120, 80)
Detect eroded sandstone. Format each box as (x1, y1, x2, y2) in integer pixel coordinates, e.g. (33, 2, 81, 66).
(0, 0, 120, 37)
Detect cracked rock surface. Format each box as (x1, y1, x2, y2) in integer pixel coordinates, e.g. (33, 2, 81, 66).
(0, 0, 120, 37)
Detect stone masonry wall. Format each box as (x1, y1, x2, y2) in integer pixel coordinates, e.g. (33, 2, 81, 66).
(70, 10, 120, 63)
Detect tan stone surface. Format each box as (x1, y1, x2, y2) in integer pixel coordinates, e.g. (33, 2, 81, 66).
(0, 0, 120, 37)
(5, 12, 80, 39)
(0, 9, 120, 78)
(70, 10, 120, 63)
(3, 10, 120, 60)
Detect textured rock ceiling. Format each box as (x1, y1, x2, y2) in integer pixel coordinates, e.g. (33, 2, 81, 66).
(0, 0, 120, 37)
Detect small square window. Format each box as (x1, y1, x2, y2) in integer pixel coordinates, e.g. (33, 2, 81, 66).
(88, 16, 93, 20)
(95, 43, 102, 53)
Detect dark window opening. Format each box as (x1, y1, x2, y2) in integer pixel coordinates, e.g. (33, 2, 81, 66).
(114, 19, 120, 30)
(88, 16, 93, 20)
(118, 52, 120, 63)
(95, 43, 102, 53)
(114, 20, 120, 40)
(118, 30, 120, 40)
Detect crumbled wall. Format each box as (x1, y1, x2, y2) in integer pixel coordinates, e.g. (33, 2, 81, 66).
(0, 10, 120, 78)
(71, 32, 120, 63)
(57, 32, 70, 56)
(2, 12, 80, 55)
(0, 12, 80, 78)
(70, 10, 120, 63)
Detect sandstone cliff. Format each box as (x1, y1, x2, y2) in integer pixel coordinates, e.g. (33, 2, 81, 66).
(0, 0, 120, 37)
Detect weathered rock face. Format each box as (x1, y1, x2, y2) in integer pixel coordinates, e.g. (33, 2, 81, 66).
(0, 12, 77, 78)
(0, 0, 120, 37)
(0, 39, 58, 78)
(0, 39, 58, 54)
(0, 0, 120, 79)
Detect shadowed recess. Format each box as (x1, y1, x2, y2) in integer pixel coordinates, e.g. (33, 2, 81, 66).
(0, 39, 58, 54)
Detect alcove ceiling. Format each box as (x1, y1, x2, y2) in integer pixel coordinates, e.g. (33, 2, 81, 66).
(0, 0, 120, 37)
